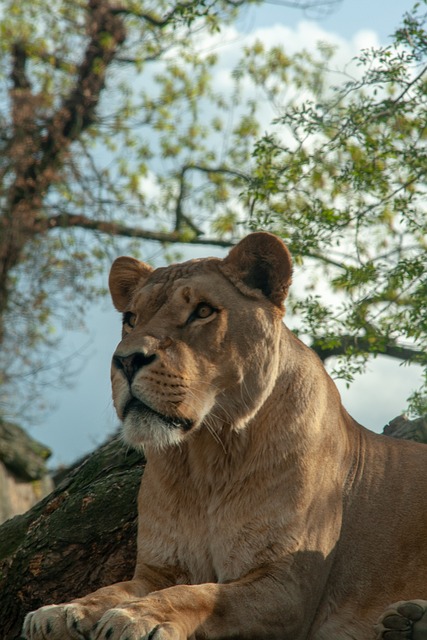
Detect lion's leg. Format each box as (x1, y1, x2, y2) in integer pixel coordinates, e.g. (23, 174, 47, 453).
(86, 575, 313, 640)
(22, 578, 152, 640)
(375, 600, 427, 640)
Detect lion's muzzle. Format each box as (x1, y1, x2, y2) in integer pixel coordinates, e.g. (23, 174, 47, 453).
(112, 352, 156, 383)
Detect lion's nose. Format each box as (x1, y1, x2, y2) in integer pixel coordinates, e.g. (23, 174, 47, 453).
(112, 351, 156, 383)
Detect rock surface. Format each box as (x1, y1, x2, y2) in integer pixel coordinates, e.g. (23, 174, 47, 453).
(0, 420, 53, 524)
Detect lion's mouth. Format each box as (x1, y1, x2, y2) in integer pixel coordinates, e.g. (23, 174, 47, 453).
(123, 397, 194, 432)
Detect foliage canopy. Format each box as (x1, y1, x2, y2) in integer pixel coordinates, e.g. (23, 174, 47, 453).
(245, 4, 427, 413)
(0, 0, 426, 421)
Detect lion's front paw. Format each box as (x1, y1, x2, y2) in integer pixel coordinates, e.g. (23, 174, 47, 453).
(22, 602, 97, 640)
(93, 605, 186, 640)
(375, 600, 427, 640)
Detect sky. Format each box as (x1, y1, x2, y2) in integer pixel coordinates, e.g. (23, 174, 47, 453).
(28, 0, 423, 468)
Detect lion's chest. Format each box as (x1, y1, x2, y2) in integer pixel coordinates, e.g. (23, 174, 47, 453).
(163, 480, 291, 585)
(139, 448, 300, 586)
(174, 505, 263, 584)
(139, 477, 283, 585)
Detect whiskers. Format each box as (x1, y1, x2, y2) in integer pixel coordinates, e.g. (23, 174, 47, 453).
(184, 384, 231, 455)
(121, 371, 256, 455)
(119, 428, 144, 456)
(205, 417, 228, 455)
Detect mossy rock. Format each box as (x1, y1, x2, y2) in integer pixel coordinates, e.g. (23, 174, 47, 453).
(0, 420, 51, 481)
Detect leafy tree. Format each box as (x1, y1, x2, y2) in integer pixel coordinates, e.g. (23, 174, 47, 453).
(1, 0, 426, 425)
(2, 0, 339, 420)
(241, 3, 427, 415)
(0, 0, 248, 419)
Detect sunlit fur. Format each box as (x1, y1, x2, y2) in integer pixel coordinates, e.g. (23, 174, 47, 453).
(109, 262, 284, 453)
(23, 233, 427, 640)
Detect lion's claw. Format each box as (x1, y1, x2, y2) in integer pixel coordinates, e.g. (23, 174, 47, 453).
(93, 607, 185, 640)
(22, 603, 95, 640)
(375, 600, 427, 640)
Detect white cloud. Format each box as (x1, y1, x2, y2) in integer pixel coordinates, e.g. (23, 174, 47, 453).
(195, 19, 381, 77)
(335, 357, 423, 434)
(181, 20, 383, 147)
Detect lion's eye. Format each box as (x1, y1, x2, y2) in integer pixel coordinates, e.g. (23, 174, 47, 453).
(123, 311, 136, 328)
(195, 303, 214, 319)
(187, 302, 215, 323)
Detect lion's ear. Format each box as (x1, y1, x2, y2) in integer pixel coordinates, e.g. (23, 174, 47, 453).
(109, 257, 153, 311)
(223, 232, 292, 309)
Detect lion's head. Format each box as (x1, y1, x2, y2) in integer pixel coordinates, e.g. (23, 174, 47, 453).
(109, 232, 292, 450)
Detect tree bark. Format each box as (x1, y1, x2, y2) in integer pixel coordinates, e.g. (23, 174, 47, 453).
(0, 415, 425, 640)
(0, 436, 144, 640)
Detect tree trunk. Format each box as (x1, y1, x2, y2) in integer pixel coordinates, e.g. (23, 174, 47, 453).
(0, 415, 425, 640)
(0, 436, 144, 640)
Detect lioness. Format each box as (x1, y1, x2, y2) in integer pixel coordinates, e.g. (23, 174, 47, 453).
(23, 232, 427, 640)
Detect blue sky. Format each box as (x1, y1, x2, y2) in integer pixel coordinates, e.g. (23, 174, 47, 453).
(30, 0, 422, 467)
(248, 0, 412, 40)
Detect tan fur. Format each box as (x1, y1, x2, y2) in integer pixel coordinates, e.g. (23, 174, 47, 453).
(23, 233, 427, 640)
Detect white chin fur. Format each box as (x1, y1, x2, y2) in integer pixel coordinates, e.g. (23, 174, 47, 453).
(122, 410, 185, 450)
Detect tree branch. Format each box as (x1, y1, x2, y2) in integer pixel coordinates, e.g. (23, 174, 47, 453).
(311, 335, 425, 363)
(183, 162, 250, 182)
(0, 1, 128, 327)
(110, 0, 250, 28)
(10, 42, 31, 90)
(374, 63, 427, 119)
(40, 0, 126, 165)
(40, 211, 368, 265)
(41, 213, 235, 247)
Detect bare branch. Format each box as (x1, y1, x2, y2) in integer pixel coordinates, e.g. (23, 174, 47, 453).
(182, 163, 249, 182)
(42, 213, 234, 247)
